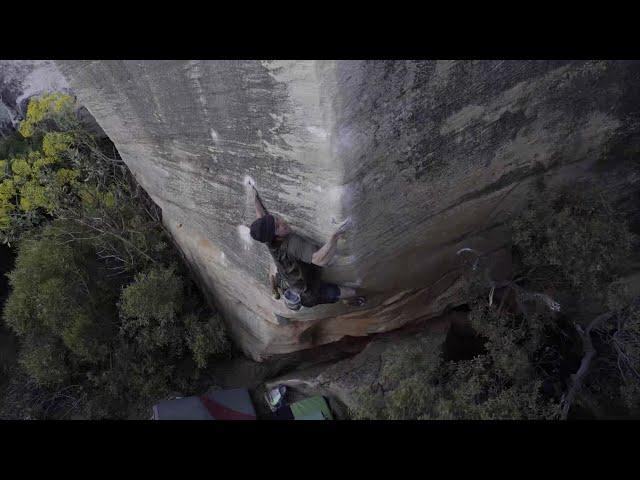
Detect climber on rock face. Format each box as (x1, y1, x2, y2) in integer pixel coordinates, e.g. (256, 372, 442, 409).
(248, 186, 365, 311)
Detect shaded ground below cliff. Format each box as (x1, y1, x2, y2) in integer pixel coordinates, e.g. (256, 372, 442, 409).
(189, 308, 471, 419)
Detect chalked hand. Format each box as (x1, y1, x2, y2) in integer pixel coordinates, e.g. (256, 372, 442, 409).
(334, 217, 352, 237)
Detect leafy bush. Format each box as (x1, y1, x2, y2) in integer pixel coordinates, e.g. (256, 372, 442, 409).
(120, 267, 183, 325)
(512, 187, 635, 300)
(0, 130, 38, 159)
(585, 301, 640, 418)
(3, 224, 115, 361)
(18, 93, 76, 139)
(2, 218, 230, 417)
(0, 96, 80, 244)
(119, 266, 184, 352)
(511, 184, 640, 418)
(18, 335, 69, 387)
(351, 304, 560, 420)
(184, 314, 231, 369)
(83, 340, 175, 419)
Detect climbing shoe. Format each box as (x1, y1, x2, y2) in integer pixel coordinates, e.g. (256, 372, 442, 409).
(345, 296, 366, 307)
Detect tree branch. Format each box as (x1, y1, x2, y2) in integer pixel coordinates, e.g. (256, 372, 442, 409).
(560, 312, 614, 419)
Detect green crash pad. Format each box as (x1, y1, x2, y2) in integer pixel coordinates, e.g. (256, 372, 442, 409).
(290, 396, 333, 420)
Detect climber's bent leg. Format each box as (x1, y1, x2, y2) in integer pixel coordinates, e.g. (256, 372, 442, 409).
(300, 282, 366, 308)
(300, 282, 341, 308)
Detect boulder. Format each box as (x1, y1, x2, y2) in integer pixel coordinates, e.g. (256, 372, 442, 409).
(54, 60, 640, 360)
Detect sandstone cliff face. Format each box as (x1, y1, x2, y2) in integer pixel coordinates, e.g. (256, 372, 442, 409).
(55, 60, 640, 361)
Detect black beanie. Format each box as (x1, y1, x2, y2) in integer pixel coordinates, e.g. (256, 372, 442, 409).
(250, 215, 276, 243)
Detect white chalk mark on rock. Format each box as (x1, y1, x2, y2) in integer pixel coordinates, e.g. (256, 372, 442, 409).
(237, 224, 253, 250)
(243, 176, 257, 191)
(306, 126, 328, 140)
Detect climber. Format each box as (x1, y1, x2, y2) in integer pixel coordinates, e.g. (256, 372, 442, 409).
(247, 185, 365, 311)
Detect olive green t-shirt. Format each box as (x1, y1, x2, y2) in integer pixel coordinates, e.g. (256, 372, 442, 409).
(268, 234, 318, 293)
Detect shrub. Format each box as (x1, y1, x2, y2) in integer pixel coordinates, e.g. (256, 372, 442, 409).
(82, 339, 174, 420)
(18, 93, 76, 139)
(119, 266, 184, 351)
(351, 304, 560, 420)
(511, 185, 639, 418)
(0, 102, 80, 244)
(587, 302, 640, 417)
(0, 130, 38, 159)
(120, 266, 183, 324)
(3, 224, 116, 363)
(512, 187, 635, 300)
(18, 336, 69, 387)
(4, 228, 87, 336)
(184, 313, 231, 369)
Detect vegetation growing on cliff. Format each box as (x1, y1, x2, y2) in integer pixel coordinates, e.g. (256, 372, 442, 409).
(0, 94, 230, 419)
(350, 304, 561, 420)
(351, 185, 639, 420)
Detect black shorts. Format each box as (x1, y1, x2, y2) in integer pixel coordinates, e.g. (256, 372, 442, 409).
(300, 281, 341, 308)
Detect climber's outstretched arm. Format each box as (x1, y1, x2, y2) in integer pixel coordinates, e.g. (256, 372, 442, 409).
(311, 232, 340, 267)
(311, 218, 351, 267)
(269, 262, 280, 299)
(254, 188, 269, 218)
